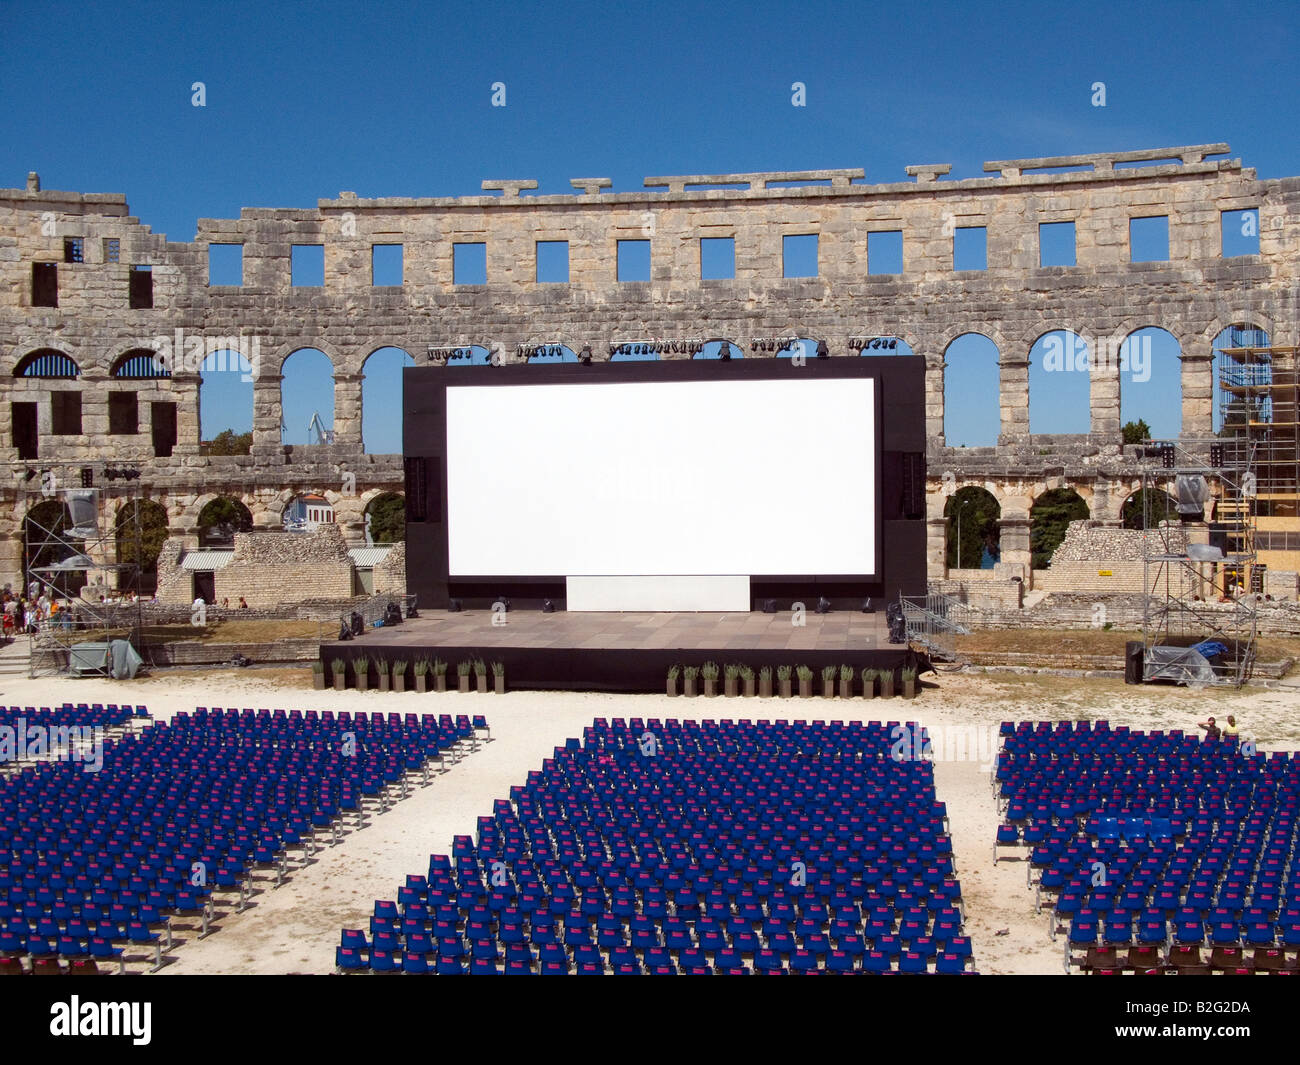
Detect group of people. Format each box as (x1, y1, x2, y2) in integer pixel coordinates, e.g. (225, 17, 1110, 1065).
(1198, 714, 1241, 741)
(2, 589, 74, 637)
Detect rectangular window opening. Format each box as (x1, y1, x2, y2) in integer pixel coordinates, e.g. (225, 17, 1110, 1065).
(1039, 221, 1077, 267)
(63, 237, 84, 263)
(129, 265, 153, 309)
(109, 392, 139, 435)
(953, 226, 987, 271)
(372, 243, 403, 286)
(1221, 209, 1260, 257)
(1130, 215, 1170, 262)
(453, 242, 487, 285)
(291, 244, 325, 287)
(617, 239, 651, 282)
(536, 240, 569, 283)
(51, 391, 83, 436)
(867, 230, 903, 275)
(32, 262, 57, 307)
(782, 233, 819, 278)
(208, 243, 243, 286)
(700, 236, 735, 280)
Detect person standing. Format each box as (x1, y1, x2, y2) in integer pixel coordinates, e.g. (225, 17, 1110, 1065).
(1197, 716, 1221, 741)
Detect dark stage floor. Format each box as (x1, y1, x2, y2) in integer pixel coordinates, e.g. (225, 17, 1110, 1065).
(321, 609, 917, 694)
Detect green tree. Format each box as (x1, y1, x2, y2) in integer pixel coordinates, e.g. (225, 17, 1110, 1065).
(206, 429, 253, 455)
(115, 500, 171, 568)
(1122, 419, 1151, 444)
(197, 497, 253, 545)
(1030, 488, 1089, 569)
(945, 487, 1001, 569)
(367, 492, 406, 543)
(1122, 489, 1175, 530)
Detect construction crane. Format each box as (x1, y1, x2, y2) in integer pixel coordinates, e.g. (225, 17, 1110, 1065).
(308, 411, 335, 445)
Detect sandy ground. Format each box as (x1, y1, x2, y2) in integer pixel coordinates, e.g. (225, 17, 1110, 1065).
(5, 664, 1298, 976)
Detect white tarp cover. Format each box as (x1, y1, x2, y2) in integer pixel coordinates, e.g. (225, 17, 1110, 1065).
(1144, 645, 1215, 686)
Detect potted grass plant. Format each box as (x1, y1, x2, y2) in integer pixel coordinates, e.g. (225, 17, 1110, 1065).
(797, 665, 813, 699)
(434, 658, 448, 693)
(493, 661, 506, 695)
(741, 665, 756, 698)
(902, 666, 917, 700)
(777, 665, 792, 699)
(701, 661, 719, 698)
(724, 663, 740, 698)
(667, 664, 680, 697)
(839, 664, 854, 700)
(821, 664, 836, 699)
(861, 668, 877, 699)
(457, 660, 471, 694)
(376, 657, 391, 692)
(759, 666, 773, 699)
(330, 658, 346, 691)
(413, 658, 430, 693)
(391, 659, 408, 693)
(474, 658, 489, 694)
(683, 665, 699, 697)
(312, 660, 326, 690)
(880, 668, 896, 699)
(355, 656, 372, 692)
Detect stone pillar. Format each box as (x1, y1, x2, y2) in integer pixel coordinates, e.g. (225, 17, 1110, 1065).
(1180, 345, 1214, 439)
(1089, 356, 1121, 443)
(998, 515, 1031, 583)
(927, 516, 947, 581)
(81, 372, 111, 444)
(998, 353, 1030, 444)
(172, 373, 202, 456)
(333, 372, 364, 448)
(924, 350, 945, 448)
(251, 375, 285, 457)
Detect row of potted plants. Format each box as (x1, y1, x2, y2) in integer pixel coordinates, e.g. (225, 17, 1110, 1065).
(667, 662, 918, 699)
(315, 657, 506, 693)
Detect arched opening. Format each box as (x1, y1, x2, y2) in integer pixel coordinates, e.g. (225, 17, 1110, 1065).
(1121, 488, 1176, 531)
(945, 486, 1001, 569)
(23, 498, 85, 599)
(444, 344, 494, 367)
(365, 492, 406, 544)
(114, 500, 171, 595)
(1212, 324, 1271, 434)
(694, 340, 742, 361)
(1119, 327, 1182, 439)
(280, 348, 335, 444)
(112, 349, 171, 379)
(199, 348, 254, 447)
(14, 349, 80, 378)
(1029, 331, 1091, 435)
(1030, 487, 1089, 569)
(362, 346, 414, 454)
(943, 333, 1000, 447)
(282, 493, 334, 532)
(197, 497, 253, 547)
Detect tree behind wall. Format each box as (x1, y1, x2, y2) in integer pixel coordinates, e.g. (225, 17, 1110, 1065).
(1030, 488, 1089, 569)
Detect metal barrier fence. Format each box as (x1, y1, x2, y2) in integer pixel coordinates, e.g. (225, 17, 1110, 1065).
(899, 592, 972, 660)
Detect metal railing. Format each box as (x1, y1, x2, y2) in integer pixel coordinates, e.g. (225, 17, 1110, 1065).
(899, 592, 972, 660)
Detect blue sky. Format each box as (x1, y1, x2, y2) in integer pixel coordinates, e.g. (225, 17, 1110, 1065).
(3, 0, 1297, 450)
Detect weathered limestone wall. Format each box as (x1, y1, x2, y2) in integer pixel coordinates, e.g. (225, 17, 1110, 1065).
(4, 143, 1298, 591)
(372, 541, 406, 596)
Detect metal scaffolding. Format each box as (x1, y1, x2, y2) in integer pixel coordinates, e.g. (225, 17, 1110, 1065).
(1137, 438, 1257, 687)
(16, 472, 147, 678)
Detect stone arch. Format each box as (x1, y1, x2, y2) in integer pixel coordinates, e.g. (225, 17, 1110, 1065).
(111, 348, 171, 379)
(1209, 321, 1272, 433)
(943, 333, 1000, 446)
(280, 347, 336, 445)
(361, 346, 415, 455)
(195, 495, 254, 546)
(945, 486, 1001, 570)
(611, 341, 662, 362)
(443, 344, 494, 367)
(14, 348, 80, 378)
(365, 491, 406, 544)
(22, 497, 84, 598)
(113, 499, 171, 594)
(198, 347, 254, 442)
(518, 332, 584, 363)
(854, 335, 915, 357)
(1028, 329, 1091, 435)
(1030, 486, 1089, 569)
(1117, 326, 1182, 439)
(1121, 487, 1176, 530)
(525, 343, 578, 364)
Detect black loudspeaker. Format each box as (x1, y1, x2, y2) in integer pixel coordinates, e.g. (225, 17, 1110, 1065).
(861, 598, 873, 613)
(816, 597, 831, 614)
(542, 599, 555, 613)
(448, 598, 462, 612)
(1124, 641, 1144, 685)
(902, 453, 925, 520)
(761, 599, 777, 614)
(404, 457, 428, 521)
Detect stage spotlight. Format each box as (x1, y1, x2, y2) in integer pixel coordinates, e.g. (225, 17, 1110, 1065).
(761, 599, 777, 614)
(578, 345, 592, 364)
(816, 597, 831, 614)
(448, 598, 463, 612)
(719, 343, 731, 361)
(815, 340, 829, 359)
(888, 338, 897, 349)
(542, 599, 555, 613)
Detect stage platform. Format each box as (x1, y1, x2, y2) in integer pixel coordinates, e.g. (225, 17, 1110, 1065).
(319, 609, 924, 694)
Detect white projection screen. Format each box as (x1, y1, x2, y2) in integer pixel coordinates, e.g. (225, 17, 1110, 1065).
(444, 378, 876, 605)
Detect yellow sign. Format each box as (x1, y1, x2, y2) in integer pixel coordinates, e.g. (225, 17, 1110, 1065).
(1098, 570, 1112, 576)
